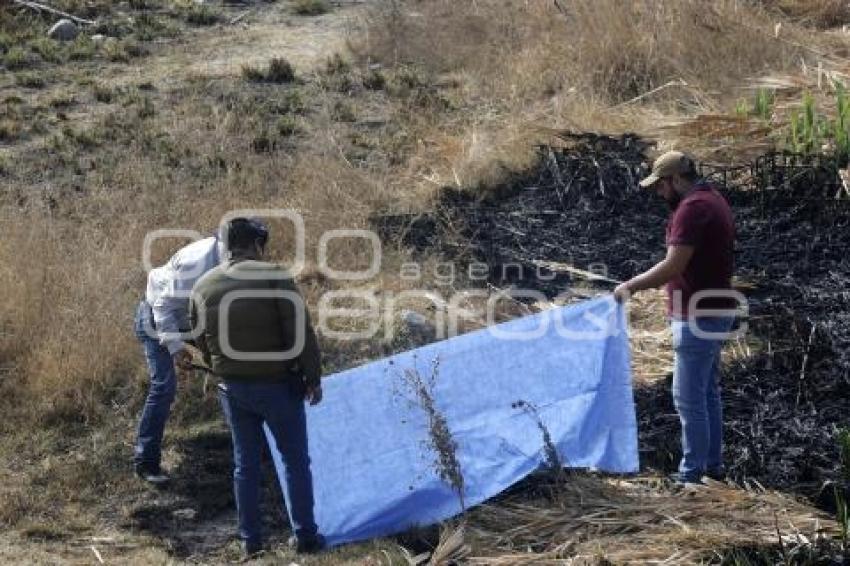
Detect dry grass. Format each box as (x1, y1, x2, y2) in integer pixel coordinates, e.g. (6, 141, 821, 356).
(761, 0, 850, 28)
(465, 475, 840, 564)
(292, 0, 330, 17)
(567, 2, 806, 101)
(351, 0, 819, 192)
(0, 65, 408, 425)
(627, 289, 674, 381)
(0, 0, 848, 561)
(0, 209, 145, 424)
(0, 0, 833, 450)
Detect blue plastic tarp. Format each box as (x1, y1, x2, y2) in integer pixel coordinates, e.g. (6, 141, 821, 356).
(266, 296, 638, 546)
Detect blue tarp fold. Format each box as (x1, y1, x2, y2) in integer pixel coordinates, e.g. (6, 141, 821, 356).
(267, 296, 638, 546)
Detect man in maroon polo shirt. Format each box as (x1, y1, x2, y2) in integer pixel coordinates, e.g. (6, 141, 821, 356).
(614, 150, 737, 485)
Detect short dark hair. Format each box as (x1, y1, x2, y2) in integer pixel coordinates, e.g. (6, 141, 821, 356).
(225, 217, 269, 250)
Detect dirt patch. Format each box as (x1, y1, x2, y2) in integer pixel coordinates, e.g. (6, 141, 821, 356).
(0, 1, 365, 165)
(101, 5, 361, 89)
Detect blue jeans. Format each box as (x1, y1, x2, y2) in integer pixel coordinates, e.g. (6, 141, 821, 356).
(218, 379, 318, 548)
(133, 301, 177, 468)
(671, 316, 734, 481)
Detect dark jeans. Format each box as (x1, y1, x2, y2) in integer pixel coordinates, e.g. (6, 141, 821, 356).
(218, 379, 318, 548)
(133, 301, 177, 468)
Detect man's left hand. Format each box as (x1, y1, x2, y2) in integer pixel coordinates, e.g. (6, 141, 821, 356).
(305, 384, 323, 406)
(613, 282, 633, 303)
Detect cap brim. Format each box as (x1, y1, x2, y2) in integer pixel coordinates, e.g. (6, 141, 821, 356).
(639, 173, 660, 188)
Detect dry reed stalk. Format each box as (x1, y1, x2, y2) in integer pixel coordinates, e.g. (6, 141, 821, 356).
(465, 475, 839, 564)
(511, 400, 562, 474)
(392, 356, 466, 510)
(428, 522, 472, 565)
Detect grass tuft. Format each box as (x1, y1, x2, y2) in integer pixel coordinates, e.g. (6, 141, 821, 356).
(242, 57, 296, 83)
(61, 125, 101, 149)
(29, 37, 63, 64)
(49, 94, 77, 109)
(3, 47, 31, 70)
(292, 0, 330, 16)
(0, 32, 14, 52)
(331, 99, 356, 122)
(325, 52, 351, 75)
(137, 96, 155, 119)
(93, 83, 115, 103)
(266, 57, 296, 83)
(363, 68, 386, 90)
(14, 73, 46, 89)
(134, 13, 176, 41)
(0, 119, 21, 141)
(103, 40, 129, 63)
(68, 36, 96, 61)
(277, 114, 299, 137)
(129, 0, 153, 8)
(182, 4, 220, 26)
(240, 64, 265, 82)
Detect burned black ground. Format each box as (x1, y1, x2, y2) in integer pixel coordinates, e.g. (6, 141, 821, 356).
(375, 133, 850, 509)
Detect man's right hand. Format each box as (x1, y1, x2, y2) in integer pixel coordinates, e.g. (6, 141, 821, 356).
(305, 384, 323, 406)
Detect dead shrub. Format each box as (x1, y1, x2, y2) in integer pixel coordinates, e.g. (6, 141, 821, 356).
(242, 57, 296, 83)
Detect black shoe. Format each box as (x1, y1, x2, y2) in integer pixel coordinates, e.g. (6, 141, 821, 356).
(134, 463, 170, 485)
(243, 540, 264, 558)
(288, 534, 325, 554)
(704, 468, 726, 482)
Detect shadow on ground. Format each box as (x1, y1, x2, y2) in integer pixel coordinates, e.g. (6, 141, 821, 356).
(125, 424, 291, 558)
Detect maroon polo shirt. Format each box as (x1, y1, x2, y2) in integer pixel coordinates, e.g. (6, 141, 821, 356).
(665, 184, 735, 318)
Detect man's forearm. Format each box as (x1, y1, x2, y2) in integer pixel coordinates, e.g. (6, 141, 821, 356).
(300, 324, 323, 387)
(626, 260, 679, 293)
(614, 244, 693, 303)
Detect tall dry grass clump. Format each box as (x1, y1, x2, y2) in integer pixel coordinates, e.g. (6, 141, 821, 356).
(0, 206, 165, 425)
(566, 1, 801, 101)
(353, 0, 809, 191)
(359, 0, 804, 101)
(0, 82, 397, 427)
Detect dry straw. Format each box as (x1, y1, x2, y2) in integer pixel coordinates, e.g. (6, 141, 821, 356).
(464, 475, 839, 564)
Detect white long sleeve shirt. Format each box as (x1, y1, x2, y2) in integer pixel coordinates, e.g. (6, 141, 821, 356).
(145, 236, 223, 355)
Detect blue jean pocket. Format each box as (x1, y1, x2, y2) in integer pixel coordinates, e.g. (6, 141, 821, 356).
(134, 300, 155, 340)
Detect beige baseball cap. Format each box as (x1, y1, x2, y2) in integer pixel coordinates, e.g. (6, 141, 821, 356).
(639, 151, 695, 188)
